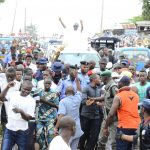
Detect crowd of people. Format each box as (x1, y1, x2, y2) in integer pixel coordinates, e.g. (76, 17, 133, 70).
(0, 38, 150, 150)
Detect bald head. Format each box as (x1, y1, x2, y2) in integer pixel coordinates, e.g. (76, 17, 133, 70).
(59, 116, 76, 130)
(65, 86, 75, 96)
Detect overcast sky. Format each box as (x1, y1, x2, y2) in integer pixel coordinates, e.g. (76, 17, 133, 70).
(0, 0, 142, 36)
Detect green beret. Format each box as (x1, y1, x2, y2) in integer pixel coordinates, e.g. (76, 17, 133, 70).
(89, 74, 97, 79)
(33, 49, 40, 53)
(100, 70, 112, 77)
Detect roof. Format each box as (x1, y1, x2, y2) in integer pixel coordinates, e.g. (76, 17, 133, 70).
(116, 47, 150, 51)
(136, 21, 150, 27)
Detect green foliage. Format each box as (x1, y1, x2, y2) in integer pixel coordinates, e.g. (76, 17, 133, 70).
(26, 24, 38, 39)
(128, 15, 143, 23)
(0, 0, 5, 3)
(142, 0, 150, 20)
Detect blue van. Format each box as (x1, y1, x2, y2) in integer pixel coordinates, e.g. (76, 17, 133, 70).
(115, 47, 150, 71)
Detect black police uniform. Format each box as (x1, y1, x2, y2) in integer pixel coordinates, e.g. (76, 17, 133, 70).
(139, 119, 150, 150)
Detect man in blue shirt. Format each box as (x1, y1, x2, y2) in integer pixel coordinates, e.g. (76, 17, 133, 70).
(57, 65, 77, 100)
(35, 58, 47, 81)
(78, 61, 90, 89)
(55, 71, 83, 150)
(4, 46, 17, 68)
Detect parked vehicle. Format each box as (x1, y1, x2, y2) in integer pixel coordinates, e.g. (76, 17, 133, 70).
(114, 47, 150, 71)
(58, 46, 101, 72)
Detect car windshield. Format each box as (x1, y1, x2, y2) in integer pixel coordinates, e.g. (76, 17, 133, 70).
(122, 50, 149, 62)
(58, 53, 100, 67)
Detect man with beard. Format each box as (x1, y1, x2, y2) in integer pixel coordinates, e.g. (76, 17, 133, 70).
(0, 81, 35, 150)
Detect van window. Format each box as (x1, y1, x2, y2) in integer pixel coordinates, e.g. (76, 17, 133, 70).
(59, 53, 100, 67)
(121, 50, 149, 62)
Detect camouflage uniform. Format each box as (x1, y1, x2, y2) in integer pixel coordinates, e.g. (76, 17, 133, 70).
(98, 79, 118, 150)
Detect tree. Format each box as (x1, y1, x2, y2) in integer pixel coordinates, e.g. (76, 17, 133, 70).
(26, 24, 38, 39)
(128, 15, 143, 23)
(142, 0, 150, 20)
(0, 0, 5, 3)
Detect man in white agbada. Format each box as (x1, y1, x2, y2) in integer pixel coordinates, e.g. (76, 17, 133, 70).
(59, 17, 86, 47)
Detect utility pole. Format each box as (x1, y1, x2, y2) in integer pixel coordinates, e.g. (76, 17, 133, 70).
(11, 0, 17, 34)
(100, 0, 104, 33)
(24, 7, 26, 34)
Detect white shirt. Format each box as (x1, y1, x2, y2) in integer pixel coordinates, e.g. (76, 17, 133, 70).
(37, 80, 57, 91)
(49, 136, 71, 150)
(28, 63, 37, 74)
(6, 91, 35, 131)
(0, 80, 21, 92)
(0, 80, 21, 117)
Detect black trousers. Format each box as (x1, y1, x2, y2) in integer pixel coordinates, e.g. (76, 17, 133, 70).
(27, 122, 36, 150)
(79, 116, 102, 150)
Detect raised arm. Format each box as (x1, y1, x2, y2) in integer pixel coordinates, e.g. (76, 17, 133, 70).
(75, 70, 81, 92)
(80, 20, 83, 32)
(59, 17, 66, 29)
(0, 81, 15, 102)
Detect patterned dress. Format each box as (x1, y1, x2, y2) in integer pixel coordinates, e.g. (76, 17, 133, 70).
(36, 89, 59, 150)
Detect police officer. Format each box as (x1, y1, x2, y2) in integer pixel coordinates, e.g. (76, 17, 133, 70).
(34, 58, 48, 81)
(116, 98, 150, 150)
(98, 70, 118, 150)
(78, 61, 90, 89)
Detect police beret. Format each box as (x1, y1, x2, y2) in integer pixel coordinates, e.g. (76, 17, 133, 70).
(80, 61, 88, 65)
(100, 70, 112, 77)
(120, 59, 129, 65)
(70, 65, 76, 69)
(139, 99, 150, 110)
(37, 58, 48, 64)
